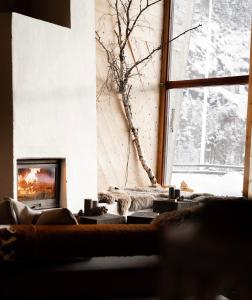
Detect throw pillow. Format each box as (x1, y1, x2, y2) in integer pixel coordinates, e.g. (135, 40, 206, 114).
(35, 208, 78, 225)
(0, 199, 17, 225)
(4, 197, 41, 224)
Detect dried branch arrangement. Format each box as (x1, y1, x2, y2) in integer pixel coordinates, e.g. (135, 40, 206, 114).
(96, 0, 201, 186)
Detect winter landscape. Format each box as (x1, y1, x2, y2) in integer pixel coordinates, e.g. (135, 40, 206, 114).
(169, 0, 252, 195)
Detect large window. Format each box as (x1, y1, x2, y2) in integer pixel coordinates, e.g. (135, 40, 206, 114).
(159, 0, 252, 196)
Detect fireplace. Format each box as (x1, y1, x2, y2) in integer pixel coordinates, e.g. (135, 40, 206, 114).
(17, 159, 60, 209)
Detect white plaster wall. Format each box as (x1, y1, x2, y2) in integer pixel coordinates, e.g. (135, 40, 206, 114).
(12, 0, 97, 212)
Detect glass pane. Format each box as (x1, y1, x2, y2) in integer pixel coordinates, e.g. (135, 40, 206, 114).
(165, 85, 248, 196)
(170, 0, 252, 80)
(18, 167, 56, 201)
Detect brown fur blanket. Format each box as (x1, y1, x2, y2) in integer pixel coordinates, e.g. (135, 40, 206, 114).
(152, 205, 203, 227)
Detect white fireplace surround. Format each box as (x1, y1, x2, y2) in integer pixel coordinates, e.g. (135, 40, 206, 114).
(0, 0, 97, 213)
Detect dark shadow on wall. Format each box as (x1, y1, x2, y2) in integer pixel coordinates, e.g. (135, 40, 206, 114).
(0, 0, 71, 28)
(0, 13, 14, 199)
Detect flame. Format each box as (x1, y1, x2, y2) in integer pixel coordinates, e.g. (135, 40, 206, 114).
(24, 168, 40, 183)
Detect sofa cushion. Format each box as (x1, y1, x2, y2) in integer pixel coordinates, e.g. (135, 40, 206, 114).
(4, 197, 41, 224)
(0, 199, 17, 225)
(36, 208, 78, 225)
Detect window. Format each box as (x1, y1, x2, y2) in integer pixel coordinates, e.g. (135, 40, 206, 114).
(158, 0, 252, 196)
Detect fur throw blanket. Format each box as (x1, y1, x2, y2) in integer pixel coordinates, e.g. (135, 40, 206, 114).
(98, 189, 132, 214)
(98, 187, 163, 215)
(152, 205, 203, 227)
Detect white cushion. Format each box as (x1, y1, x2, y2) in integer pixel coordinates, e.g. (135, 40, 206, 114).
(35, 208, 77, 225)
(4, 197, 41, 224)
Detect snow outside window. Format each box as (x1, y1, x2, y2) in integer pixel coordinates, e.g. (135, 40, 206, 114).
(165, 0, 252, 196)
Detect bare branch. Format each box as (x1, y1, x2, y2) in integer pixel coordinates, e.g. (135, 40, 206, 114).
(97, 69, 111, 102)
(125, 44, 162, 79)
(123, 0, 162, 48)
(118, 10, 127, 25)
(126, 84, 132, 100)
(115, 0, 122, 47)
(169, 23, 202, 43)
(95, 31, 111, 64)
(125, 23, 202, 79)
(114, 29, 121, 46)
(124, 0, 133, 48)
(119, 0, 127, 15)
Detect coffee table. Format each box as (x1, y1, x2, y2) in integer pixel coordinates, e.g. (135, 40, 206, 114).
(153, 199, 198, 213)
(79, 213, 126, 224)
(127, 211, 159, 224)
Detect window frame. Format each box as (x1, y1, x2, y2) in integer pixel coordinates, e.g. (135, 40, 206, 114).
(157, 0, 251, 196)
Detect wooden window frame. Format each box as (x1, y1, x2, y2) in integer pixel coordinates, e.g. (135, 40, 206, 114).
(157, 0, 250, 196)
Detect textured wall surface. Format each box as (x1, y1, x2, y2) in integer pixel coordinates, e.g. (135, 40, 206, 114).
(96, 0, 163, 191)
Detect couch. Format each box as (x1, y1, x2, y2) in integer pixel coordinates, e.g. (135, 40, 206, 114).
(0, 196, 161, 260)
(0, 194, 163, 299)
(9, 223, 160, 259)
(1, 197, 247, 299)
(0, 223, 161, 300)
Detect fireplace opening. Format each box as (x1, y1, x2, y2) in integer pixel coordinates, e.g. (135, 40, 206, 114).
(17, 159, 60, 209)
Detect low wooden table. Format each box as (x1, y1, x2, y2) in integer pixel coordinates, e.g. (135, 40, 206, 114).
(127, 211, 159, 224)
(79, 213, 126, 224)
(153, 199, 198, 213)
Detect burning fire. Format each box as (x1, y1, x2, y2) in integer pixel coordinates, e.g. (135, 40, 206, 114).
(18, 167, 55, 201)
(22, 168, 40, 184)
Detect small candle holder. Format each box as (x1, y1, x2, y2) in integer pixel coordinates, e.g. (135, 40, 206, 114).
(169, 187, 175, 200)
(84, 198, 92, 215)
(175, 189, 181, 200)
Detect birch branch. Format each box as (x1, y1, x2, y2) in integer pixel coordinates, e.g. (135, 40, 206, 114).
(96, 0, 202, 186)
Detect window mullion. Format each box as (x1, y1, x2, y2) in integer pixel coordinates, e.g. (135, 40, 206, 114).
(157, 0, 173, 184)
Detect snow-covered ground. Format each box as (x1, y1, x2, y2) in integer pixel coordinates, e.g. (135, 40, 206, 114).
(171, 172, 243, 196)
